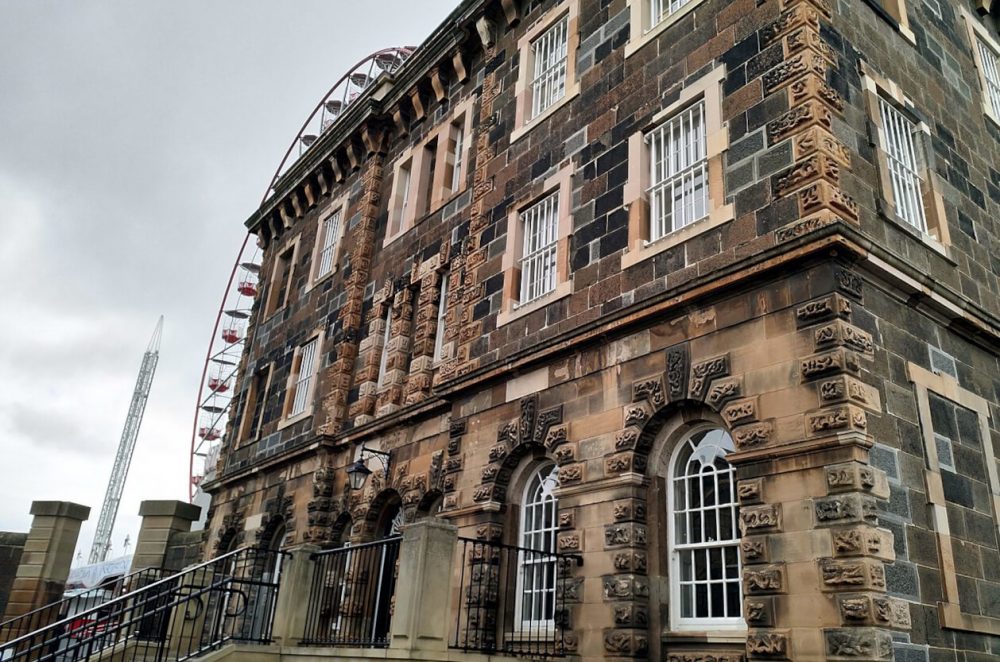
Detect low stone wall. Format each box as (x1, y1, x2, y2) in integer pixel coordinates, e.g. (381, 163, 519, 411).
(0, 532, 27, 617)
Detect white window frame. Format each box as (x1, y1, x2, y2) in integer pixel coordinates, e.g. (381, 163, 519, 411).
(515, 463, 559, 632)
(289, 337, 318, 417)
(965, 9, 1000, 126)
(518, 192, 560, 305)
(647, 100, 709, 242)
(511, 0, 580, 143)
(877, 96, 928, 233)
(433, 272, 448, 363)
(649, 0, 695, 28)
(530, 16, 569, 120)
(316, 208, 343, 279)
(667, 426, 744, 631)
(449, 122, 465, 194)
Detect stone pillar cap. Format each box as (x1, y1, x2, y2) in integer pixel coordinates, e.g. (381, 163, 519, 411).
(29, 501, 90, 521)
(138, 500, 201, 520)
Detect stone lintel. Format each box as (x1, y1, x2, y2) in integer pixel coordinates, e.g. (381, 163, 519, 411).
(138, 500, 201, 521)
(29, 501, 90, 521)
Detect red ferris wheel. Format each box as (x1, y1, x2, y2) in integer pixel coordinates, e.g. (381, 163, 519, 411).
(188, 47, 415, 502)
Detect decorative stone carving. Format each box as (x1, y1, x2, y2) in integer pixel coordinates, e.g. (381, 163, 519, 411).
(605, 452, 646, 475)
(796, 293, 852, 327)
(741, 537, 768, 564)
(820, 559, 885, 590)
(824, 628, 892, 659)
(557, 533, 581, 552)
(814, 494, 877, 525)
(745, 565, 785, 594)
(605, 523, 648, 548)
(807, 405, 867, 434)
(832, 527, 885, 557)
(668, 655, 745, 662)
(746, 630, 789, 657)
(603, 630, 648, 656)
(738, 478, 764, 505)
(558, 510, 575, 530)
(602, 575, 649, 601)
(745, 598, 774, 626)
(733, 421, 773, 449)
(633, 377, 665, 407)
(623, 404, 650, 428)
(666, 344, 689, 400)
(612, 551, 648, 574)
(615, 428, 640, 451)
(801, 348, 861, 381)
(722, 398, 757, 426)
(835, 269, 863, 299)
(543, 424, 568, 450)
(689, 354, 730, 400)
(558, 463, 583, 484)
(706, 377, 742, 410)
(612, 603, 649, 627)
(475, 523, 503, 541)
(740, 505, 781, 533)
(612, 499, 647, 522)
(553, 443, 575, 463)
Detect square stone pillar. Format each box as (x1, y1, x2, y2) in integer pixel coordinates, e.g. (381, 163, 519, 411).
(0, 501, 90, 637)
(269, 545, 318, 646)
(389, 518, 458, 652)
(131, 500, 202, 572)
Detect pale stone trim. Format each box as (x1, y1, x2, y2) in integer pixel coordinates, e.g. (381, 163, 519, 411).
(859, 64, 953, 251)
(278, 326, 325, 428)
(624, 0, 706, 59)
(880, 0, 916, 44)
(263, 234, 300, 319)
(908, 362, 1000, 635)
(962, 6, 1000, 128)
(307, 190, 350, 290)
(509, 0, 581, 144)
(498, 163, 575, 327)
(621, 65, 733, 271)
(235, 362, 274, 446)
(384, 96, 478, 247)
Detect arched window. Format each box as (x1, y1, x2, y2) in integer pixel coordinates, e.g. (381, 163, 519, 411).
(668, 427, 742, 629)
(516, 462, 559, 629)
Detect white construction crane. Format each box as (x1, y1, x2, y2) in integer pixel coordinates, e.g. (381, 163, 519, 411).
(88, 316, 164, 565)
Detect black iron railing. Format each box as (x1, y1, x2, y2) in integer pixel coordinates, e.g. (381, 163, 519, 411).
(301, 537, 401, 648)
(0, 567, 166, 647)
(0, 547, 287, 662)
(451, 537, 582, 657)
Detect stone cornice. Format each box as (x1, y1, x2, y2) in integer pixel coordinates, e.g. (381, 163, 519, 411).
(244, 0, 488, 235)
(435, 223, 1000, 398)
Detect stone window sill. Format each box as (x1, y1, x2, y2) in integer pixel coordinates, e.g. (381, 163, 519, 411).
(497, 280, 573, 327)
(277, 410, 313, 431)
(624, 0, 704, 59)
(510, 83, 581, 144)
(878, 205, 954, 265)
(621, 204, 734, 271)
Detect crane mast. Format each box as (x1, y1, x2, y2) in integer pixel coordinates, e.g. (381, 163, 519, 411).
(88, 316, 163, 564)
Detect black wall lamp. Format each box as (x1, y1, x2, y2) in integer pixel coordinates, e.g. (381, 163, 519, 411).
(346, 446, 391, 491)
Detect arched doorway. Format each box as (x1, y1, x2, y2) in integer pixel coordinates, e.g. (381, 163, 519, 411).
(368, 493, 403, 644)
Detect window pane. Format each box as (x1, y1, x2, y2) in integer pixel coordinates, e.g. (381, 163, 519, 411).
(647, 101, 708, 240)
(670, 428, 743, 627)
(878, 97, 927, 232)
(519, 192, 560, 304)
(531, 16, 569, 119)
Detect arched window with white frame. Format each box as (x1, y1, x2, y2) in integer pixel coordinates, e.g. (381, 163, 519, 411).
(516, 462, 560, 630)
(668, 427, 743, 630)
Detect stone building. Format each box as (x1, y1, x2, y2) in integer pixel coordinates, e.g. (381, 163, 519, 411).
(203, 0, 1000, 660)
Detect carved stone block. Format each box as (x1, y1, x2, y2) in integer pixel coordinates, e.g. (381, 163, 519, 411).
(744, 564, 785, 594)
(831, 526, 892, 559)
(603, 629, 649, 657)
(723, 397, 758, 426)
(612, 602, 650, 627)
(814, 494, 878, 526)
(796, 293, 853, 328)
(706, 377, 743, 411)
(689, 354, 731, 400)
(612, 498, 647, 523)
(558, 463, 584, 485)
(746, 629, 790, 658)
(740, 504, 781, 534)
(557, 532, 581, 552)
(601, 574, 649, 601)
(807, 405, 868, 435)
(801, 348, 862, 381)
(744, 596, 775, 627)
(824, 628, 892, 660)
(604, 523, 648, 548)
(605, 452, 647, 476)
(612, 550, 648, 574)
(738, 478, 765, 505)
(825, 462, 888, 498)
(741, 536, 769, 565)
(558, 509, 575, 530)
(819, 558, 886, 591)
(733, 421, 774, 449)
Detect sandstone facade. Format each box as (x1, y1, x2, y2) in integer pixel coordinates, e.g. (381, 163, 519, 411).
(204, 0, 1000, 660)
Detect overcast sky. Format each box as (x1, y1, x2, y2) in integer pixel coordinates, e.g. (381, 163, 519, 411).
(0, 1, 453, 565)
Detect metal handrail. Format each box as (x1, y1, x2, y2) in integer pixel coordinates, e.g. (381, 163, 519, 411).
(0, 546, 288, 662)
(0, 566, 165, 640)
